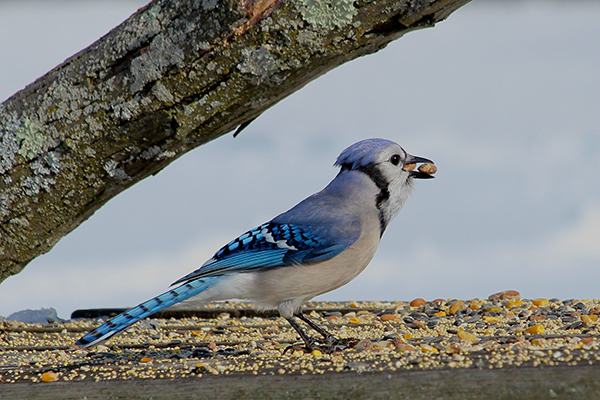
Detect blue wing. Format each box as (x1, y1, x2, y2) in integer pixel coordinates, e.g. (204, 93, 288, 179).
(172, 222, 357, 286)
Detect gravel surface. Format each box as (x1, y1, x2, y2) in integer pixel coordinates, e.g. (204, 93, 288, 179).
(1, 291, 599, 385)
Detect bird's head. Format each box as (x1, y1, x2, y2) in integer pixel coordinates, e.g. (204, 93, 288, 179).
(335, 138, 435, 233)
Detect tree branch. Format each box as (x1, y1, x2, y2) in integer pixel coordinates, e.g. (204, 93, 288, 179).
(0, 0, 470, 281)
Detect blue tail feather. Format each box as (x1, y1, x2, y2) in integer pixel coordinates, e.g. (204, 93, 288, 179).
(74, 277, 220, 348)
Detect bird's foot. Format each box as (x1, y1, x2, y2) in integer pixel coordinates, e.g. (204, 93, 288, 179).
(318, 337, 360, 354)
(331, 337, 360, 348)
(283, 337, 360, 354)
(282, 343, 308, 354)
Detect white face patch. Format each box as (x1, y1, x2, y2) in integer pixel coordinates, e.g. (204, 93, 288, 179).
(370, 145, 415, 231)
(384, 176, 414, 224)
(261, 228, 298, 250)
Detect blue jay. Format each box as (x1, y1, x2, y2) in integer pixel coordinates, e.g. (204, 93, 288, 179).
(75, 138, 434, 351)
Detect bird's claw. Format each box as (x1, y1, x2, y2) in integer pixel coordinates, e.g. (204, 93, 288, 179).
(319, 337, 360, 353)
(283, 337, 360, 354)
(283, 343, 308, 354)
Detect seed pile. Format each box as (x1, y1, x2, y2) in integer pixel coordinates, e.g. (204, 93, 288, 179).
(1, 291, 599, 384)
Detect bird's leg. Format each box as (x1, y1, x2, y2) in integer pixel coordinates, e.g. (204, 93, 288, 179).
(284, 312, 360, 353)
(295, 312, 338, 344)
(295, 312, 359, 352)
(284, 316, 318, 352)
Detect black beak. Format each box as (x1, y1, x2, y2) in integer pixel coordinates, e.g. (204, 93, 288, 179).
(410, 170, 435, 179)
(405, 155, 435, 179)
(407, 155, 433, 165)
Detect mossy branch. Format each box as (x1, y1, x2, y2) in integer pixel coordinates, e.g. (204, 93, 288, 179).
(0, 0, 470, 281)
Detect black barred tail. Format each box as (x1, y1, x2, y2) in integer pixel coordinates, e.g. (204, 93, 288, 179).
(74, 277, 220, 348)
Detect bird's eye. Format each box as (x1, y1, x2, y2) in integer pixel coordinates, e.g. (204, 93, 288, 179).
(390, 154, 401, 166)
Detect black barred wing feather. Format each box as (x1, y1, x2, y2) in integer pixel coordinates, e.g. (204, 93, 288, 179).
(172, 222, 356, 285)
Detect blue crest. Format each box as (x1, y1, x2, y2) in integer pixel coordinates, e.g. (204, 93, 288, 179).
(334, 138, 398, 170)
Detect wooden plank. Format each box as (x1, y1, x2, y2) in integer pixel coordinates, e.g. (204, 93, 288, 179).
(2, 365, 599, 400)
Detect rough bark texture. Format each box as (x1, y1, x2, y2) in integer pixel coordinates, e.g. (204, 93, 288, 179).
(0, 0, 470, 282)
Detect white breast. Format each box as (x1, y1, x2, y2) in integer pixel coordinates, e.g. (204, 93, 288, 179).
(246, 216, 381, 317)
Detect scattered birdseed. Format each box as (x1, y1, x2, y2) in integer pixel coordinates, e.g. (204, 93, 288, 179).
(380, 314, 396, 322)
(489, 290, 521, 301)
(528, 325, 546, 335)
(41, 371, 59, 382)
(457, 330, 478, 343)
(449, 301, 467, 315)
(533, 298, 549, 307)
(1, 295, 599, 385)
(410, 298, 426, 307)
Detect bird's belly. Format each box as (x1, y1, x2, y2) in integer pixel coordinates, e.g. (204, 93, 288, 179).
(247, 228, 381, 312)
(179, 222, 381, 317)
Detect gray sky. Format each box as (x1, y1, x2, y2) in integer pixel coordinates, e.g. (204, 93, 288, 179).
(1, 1, 599, 319)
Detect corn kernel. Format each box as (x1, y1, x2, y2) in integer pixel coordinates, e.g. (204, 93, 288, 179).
(581, 315, 594, 325)
(533, 298, 549, 307)
(457, 330, 478, 343)
(41, 371, 59, 382)
(449, 301, 467, 315)
(420, 344, 438, 353)
(528, 325, 545, 334)
(507, 300, 524, 308)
